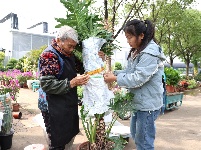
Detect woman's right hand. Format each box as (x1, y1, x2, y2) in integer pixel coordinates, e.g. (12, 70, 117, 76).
(70, 74, 90, 88)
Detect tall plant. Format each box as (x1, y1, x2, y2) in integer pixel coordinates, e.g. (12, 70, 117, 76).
(55, 0, 118, 57)
(55, 0, 134, 149)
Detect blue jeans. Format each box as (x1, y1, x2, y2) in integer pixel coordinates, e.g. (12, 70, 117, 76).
(130, 110, 160, 150)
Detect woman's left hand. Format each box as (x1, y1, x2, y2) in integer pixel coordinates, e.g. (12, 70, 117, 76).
(103, 72, 117, 83)
(98, 51, 106, 61)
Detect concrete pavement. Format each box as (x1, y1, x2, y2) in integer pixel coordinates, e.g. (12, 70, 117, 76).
(10, 87, 201, 150)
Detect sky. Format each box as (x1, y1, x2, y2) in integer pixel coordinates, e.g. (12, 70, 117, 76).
(0, 0, 201, 63)
(0, 0, 200, 34)
(0, 0, 66, 33)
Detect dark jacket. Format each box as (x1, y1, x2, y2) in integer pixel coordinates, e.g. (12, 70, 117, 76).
(39, 45, 79, 146)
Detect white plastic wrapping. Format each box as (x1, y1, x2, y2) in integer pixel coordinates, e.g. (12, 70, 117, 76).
(82, 37, 106, 72)
(82, 37, 114, 116)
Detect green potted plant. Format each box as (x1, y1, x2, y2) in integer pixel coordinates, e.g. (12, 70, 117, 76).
(80, 85, 135, 149)
(164, 67, 181, 93)
(17, 71, 35, 89)
(8, 78, 20, 112)
(16, 74, 26, 88)
(0, 85, 14, 149)
(0, 74, 21, 111)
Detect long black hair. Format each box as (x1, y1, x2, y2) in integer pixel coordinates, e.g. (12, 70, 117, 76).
(123, 19, 156, 59)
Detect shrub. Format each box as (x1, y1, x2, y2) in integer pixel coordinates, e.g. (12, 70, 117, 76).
(164, 67, 181, 86)
(6, 58, 18, 70)
(114, 62, 122, 70)
(187, 79, 198, 89)
(194, 73, 201, 81)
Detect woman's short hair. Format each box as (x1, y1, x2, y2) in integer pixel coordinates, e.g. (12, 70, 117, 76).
(57, 25, 79, 43)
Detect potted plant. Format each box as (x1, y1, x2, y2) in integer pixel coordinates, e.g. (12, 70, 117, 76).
(16, 74, 26, 88)
(8, 78, 20, 112)
(0, 75, 20, 112)
(0, 85, 14, 149)
(21, 71, 35, 89)
(79, 85, 135, 149)
(164, 67, 181, 93)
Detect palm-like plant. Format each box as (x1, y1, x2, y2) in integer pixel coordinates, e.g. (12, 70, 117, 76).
(55, 1, 126, 149)
(55, 0, 118, 57)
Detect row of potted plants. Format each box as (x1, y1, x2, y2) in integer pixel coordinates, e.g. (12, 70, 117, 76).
(164, 67, 200, 93)
(0, 69, 38, 149)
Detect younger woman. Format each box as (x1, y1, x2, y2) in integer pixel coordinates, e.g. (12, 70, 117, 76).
(104, 19, 166, 150)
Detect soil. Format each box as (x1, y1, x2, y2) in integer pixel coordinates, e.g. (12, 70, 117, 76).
(7, 87, 201, 150)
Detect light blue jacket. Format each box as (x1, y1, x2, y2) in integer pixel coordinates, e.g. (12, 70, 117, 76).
(114, 40, 166, 111)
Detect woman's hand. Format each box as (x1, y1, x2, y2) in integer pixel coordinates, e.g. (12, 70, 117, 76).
(103, 72, 117, 83)
(98, 51, 106, 61)
(70, 74, 90, 88)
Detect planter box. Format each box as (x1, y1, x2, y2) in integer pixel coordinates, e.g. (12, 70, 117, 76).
(27, 80, 40, 89)
(165, 92, 184, 110)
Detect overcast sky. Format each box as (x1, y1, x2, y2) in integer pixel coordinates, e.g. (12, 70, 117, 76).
(0, 0, 66, 33)
(0, 0, 200, 33)
(0, 0, 200, 63)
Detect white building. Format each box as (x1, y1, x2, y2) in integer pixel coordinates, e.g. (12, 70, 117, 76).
(0, 13, 55, 65)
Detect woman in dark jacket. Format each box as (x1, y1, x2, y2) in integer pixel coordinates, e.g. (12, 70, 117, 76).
(38, 25, 90, 150)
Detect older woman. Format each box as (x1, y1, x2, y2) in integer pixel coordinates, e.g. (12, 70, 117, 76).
(38, 25, 90, 150)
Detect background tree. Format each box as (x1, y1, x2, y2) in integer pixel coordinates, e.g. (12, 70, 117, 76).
(55, 0, 200, 76)
(26, 45, 47, 71)
(6, 58, 18, 70)
(148, 0, 195, 66)
(0, 52, 5, 71)
(174, 9, 201, 76)
(103, 0, 147, 71)
(15, 56, 27, 72)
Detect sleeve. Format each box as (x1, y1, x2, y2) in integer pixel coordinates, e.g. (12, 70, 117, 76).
(39, 51, 71, 94)
(113, 70, 126, 76)
(116, 53, 159, 88)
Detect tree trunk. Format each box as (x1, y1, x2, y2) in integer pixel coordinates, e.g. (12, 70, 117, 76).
(104, 0, 112, 73)
(186, 61, 190, 77)
(170, 57, 174, 67)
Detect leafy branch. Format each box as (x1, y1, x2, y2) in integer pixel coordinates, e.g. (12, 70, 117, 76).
(109, 90, 135, 119)
(80, 105, 103, 144)
(55, 0, 118, 56)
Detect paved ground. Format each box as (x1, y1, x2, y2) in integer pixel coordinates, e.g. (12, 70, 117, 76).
(8, 87, 201, 150)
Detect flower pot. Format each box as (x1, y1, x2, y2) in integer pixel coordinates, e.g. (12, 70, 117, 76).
(77, 141, 90, 150)
(23, 83, 28, 88)
(0, 130, 14, 150)
(166, 85, 175, 93)
(13, 112, 22, 119)
(19, 82, 24, 88)
(12, 103, 20, 112)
